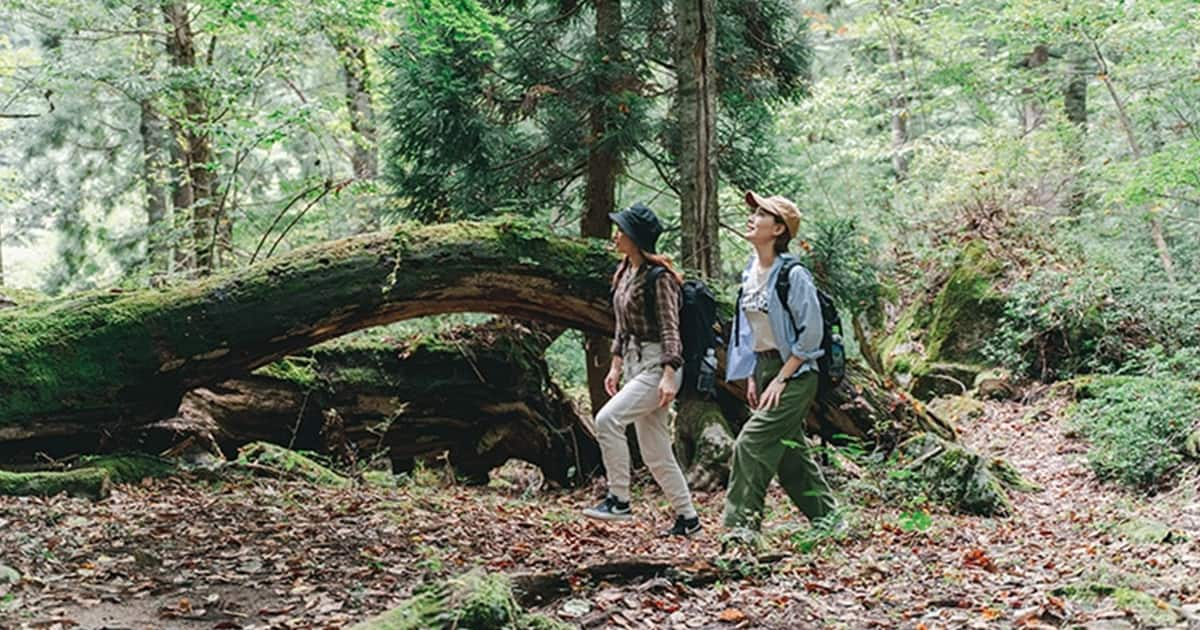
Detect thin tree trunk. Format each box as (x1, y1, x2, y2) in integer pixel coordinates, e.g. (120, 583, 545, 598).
(582, 0, 624, 414)
(164, 1, 217, 276)
(1063, 43, 1088, 214)
(1020, 44, 1050, 134)
(333, 37, 379, 234)
(886, 32, 910, 180)
(136, 2, 170, 277)
(140, 100, 171, 275)
(1064, 48, 1088, 127)
(675, 0, 719, 277)
(339, 42, 377, 183)
(0, 215, 5, 288)
(1089, 37, 1176, 282)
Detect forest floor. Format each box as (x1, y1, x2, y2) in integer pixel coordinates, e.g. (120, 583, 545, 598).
(2, 388, 1199, 630)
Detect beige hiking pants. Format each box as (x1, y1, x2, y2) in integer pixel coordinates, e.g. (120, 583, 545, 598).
(595, 342, 697, 519)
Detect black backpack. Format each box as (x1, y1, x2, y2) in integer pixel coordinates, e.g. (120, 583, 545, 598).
(644, 266, 721, 400)
(775, 259, 846, 400)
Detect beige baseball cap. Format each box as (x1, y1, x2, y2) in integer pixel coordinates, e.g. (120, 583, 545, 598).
(745, 191, 800, 238)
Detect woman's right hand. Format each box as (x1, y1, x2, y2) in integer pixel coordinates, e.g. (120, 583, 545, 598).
(605, 364, 621, 397)
(746, 376, 758, 408)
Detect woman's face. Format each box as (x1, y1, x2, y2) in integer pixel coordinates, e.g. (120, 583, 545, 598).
(612, 228, 639, 257)
(745, 207, 785, 245)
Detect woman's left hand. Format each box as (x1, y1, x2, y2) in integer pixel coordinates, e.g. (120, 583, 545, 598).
(756, 378, 787, 411)
(658, 367, 678, 408)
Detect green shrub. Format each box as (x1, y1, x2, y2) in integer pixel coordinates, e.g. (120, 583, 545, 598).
(1069, 376, 1200, 488)
(986, 267, 1200, 381)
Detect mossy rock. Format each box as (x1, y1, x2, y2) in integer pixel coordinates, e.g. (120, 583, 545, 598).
(926, 395, 986, 426)
(973, 368, 1015, 400)
(1052, 582, 1183, 627)
(77, 453, 178, 484)
(1186, 429, 1200, 461)
(0, 468, 112, 500)
(236, 442, 349, 487)
(1118, 518, 1188, 545)
(892, 433, 1019, 516)
(924, 242, 1005, 364)
(350, 570, 571, 630)
(881, 241, 1006, 381)
(910, 362, 985, 401)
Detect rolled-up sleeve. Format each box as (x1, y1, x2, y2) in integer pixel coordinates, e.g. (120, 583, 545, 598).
(786, 266, 825, 362)
(655, 273, 684, 369)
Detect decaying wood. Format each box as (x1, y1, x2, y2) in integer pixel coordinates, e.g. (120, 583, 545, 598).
(511, 553, 787, 608)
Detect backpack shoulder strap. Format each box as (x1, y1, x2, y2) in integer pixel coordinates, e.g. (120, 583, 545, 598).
(644, 265, 667, 328)
(775, 257, 801, 333)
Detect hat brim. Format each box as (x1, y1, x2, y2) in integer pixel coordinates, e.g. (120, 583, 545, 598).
(608, 211, 657, 253)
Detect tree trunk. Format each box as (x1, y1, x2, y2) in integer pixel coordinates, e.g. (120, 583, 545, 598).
(0, 219, 616, 433)
(1089, 38, 1176, 282)
(1064, 47, 1088, 127)
(581, 0, 624, 415)
(163, 1, 218, 276)
(339, 42, 377, 183)
(886, 32, 910, 180)
(675, 0, 719, 277)
(333, 37, 379, 234)
(140, 99, 171, 275)
(1063, 43, 1088, 214)
(1020, 44, 1049, 134)
(0, 215, 5, 288)
(136, 1, 170, 277)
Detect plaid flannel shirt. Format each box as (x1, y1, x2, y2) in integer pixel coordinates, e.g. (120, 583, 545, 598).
(610, 262, 684, 369)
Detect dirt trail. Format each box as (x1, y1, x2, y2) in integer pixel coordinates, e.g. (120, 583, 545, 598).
(1, 391, 1197, 629)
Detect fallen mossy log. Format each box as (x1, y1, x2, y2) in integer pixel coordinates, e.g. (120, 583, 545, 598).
(235, 441, 350, 487)
(173, 321, 601, 487)
(350, 570, 571, 630)
(0, 468, 112, 500)
(0, 219, 616, 434)
(0, 453, 184, 500)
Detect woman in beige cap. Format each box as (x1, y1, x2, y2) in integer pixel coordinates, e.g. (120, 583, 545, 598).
(722, 191, 838, 541)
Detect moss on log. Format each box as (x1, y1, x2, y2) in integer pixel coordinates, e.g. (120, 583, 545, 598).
(78, 453, 178, 484)
(350, 570, 570, 630)
(1, 216, 991, 480)
(236, 442, 350, 487)
(0, 219, 616, 432)
(0, 468, 111, 500)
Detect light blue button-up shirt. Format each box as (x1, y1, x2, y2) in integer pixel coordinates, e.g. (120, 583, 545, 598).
(725, 254, 825, 381)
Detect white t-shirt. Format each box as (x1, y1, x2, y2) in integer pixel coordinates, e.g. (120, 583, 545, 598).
(741, 264, 777, 353)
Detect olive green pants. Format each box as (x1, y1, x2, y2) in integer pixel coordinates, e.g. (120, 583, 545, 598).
(722, 354, 836, 530)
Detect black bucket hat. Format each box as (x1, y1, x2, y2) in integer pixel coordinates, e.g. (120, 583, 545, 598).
(609, 202, 663, 254)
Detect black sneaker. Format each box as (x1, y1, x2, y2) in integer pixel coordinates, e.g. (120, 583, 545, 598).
(664, 514, 702, 537)
(582, 495, 633, 521)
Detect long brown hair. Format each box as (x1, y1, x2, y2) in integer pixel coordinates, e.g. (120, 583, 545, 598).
(611, 252, 685, 287)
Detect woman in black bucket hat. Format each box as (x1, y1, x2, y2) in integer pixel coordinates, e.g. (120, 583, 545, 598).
(582, 202, 701, 537)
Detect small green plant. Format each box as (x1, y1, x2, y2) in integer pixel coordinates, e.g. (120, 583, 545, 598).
(790, 510, 849, 553)
(897, 509, 933, 532)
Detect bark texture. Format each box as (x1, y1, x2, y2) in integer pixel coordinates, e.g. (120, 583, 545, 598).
(675, 0, 720, 277)
(177, 322, 601, 487)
